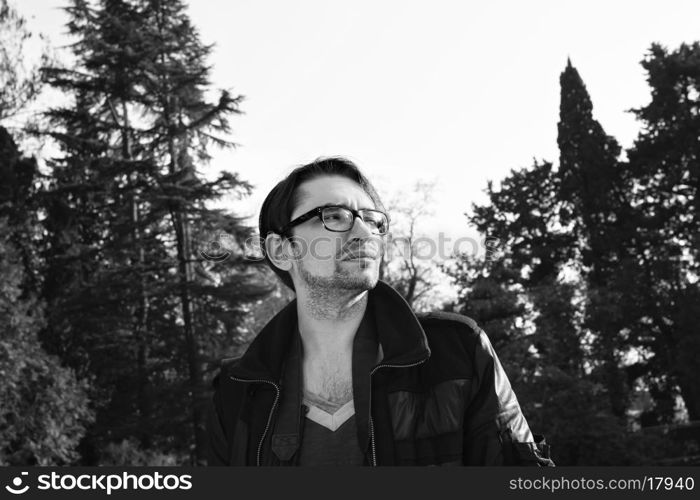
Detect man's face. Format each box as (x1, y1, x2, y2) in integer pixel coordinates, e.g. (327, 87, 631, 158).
(286, 175, 384, 292)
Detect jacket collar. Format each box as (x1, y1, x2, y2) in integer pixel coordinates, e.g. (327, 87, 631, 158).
(228, 280, 431, 383)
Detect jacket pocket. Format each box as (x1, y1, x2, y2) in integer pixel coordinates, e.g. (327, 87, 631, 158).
(388, 379, 470, 465)
(387, 378, 470, 440)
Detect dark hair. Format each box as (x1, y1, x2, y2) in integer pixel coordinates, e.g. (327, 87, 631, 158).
(258, 157, 385, 290)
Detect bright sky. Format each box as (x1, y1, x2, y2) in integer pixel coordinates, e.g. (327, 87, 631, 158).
(16, 0, 700, 248)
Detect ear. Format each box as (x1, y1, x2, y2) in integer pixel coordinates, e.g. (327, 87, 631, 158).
(265, 232, 293, 271)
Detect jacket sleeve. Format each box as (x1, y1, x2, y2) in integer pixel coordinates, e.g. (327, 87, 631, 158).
(206, 375, 229, 466)
(463, 328, 554, 466)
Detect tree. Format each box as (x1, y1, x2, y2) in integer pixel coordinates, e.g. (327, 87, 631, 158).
(446, 56, 699, 463)
(0, 0, 46, 123)
(557, 60, 635, 417)
(40, 0, 269, 464)
(558, 60, 631, 281)
(467, 160, 577, 358)
(626, 43, 700, 421)
(380, 180, 455, 312)
(0, 127, 94, 465)
(472, 161, 575, 285)
(459, 154, 652, 464)
(445, 256, 525, 351)
(137, 0, 258, 463)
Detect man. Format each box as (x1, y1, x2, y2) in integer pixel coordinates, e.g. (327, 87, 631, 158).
(207, 157, 554, 466)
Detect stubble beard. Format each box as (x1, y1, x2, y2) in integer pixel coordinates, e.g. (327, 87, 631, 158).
(297, 258, 378, 319)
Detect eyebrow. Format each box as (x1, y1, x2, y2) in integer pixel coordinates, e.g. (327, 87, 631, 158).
(318, 202, 377, 210)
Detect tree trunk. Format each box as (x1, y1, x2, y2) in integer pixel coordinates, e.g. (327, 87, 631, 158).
(111, 99, 152, 449)
(678, 378, 700, 421)
(165, 107, 205, 465)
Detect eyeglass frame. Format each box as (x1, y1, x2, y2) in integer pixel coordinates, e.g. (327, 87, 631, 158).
(278, 204, 390, 236)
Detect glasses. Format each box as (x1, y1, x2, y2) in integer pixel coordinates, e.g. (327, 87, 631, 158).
(280, 205, 390, 235)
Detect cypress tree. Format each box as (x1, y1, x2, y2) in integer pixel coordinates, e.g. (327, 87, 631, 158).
(557, 60, 634, 417)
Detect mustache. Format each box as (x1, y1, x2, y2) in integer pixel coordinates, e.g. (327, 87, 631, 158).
(339, 238, 382, 259)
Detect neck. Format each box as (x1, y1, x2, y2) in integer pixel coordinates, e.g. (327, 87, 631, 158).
(296, 286, 368, 357)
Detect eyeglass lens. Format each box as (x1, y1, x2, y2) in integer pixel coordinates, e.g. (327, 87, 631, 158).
(322, 207, 387, 233)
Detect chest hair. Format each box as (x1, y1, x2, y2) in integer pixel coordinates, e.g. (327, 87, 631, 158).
(302, 353, 353, 413)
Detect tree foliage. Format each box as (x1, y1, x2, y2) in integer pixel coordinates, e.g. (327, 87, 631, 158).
(446, 52, 700, 464)
(380, 179, 455, 312)
(0, 0, 46, 123)
(3, 1, 700, 466)
(38, 0, 270, 464)
(626, 42, 700, 422)
(0, 127, 94, 465)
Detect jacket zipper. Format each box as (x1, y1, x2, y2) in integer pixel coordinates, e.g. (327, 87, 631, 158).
(231, 356, 428, 466)
(230, 376, 280, 466)
(368, 358, 428, 466)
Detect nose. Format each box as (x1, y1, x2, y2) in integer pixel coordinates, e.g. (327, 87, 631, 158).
(349, 215, 375, 238)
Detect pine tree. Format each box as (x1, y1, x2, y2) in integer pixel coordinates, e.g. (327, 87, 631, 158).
(41, 0, 269, 464)
(135, 0, 274, 463)
(41, 0, 161, 461)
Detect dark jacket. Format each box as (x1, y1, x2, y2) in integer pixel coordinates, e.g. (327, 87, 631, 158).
(207, 281, 554, 466)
